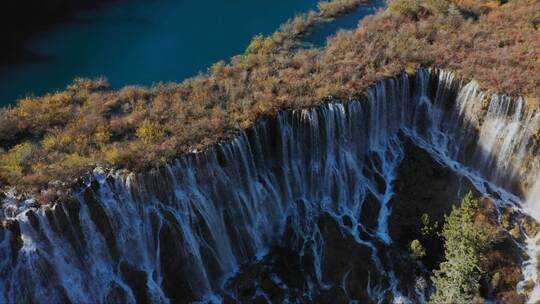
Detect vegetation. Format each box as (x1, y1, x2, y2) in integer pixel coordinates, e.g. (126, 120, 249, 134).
(429, 192, 488, 303)
(0, 0, 538, 200)
(409, 239, 427, 259)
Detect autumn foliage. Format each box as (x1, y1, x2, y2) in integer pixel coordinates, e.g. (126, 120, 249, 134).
(0, 0, 538, 198)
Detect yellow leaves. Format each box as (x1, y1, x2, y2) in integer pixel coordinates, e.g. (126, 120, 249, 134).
(46, 153, 94, 181)
(42, 131, 88, 154)
(0, 142, 34, 182)
(104, 145, 123, 167)
(246, 35, 278, 55)
(95, 125, 111, 147)
(16, 98, 35, 119)
(210, 60, 226, 76)
(67, 77, 109, 93)
(482, 0, 501, 10)
(41, 129, 74, 152)
(16, 91, 76, 132)
(63, 153, 89, 167)
(315, 85, 334, 100)
(136, 120, 165, 145)
(246, 35, 266, 54)
(388, 0, 423, 16)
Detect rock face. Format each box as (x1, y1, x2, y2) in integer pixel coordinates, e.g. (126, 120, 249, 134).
(0, 69, 539, 303)
(390, 139, 476, 248)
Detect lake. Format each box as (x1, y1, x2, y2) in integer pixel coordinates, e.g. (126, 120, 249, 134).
(0, 0, 384, 106)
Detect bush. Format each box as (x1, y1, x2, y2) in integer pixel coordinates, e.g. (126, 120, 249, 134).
(136, 120, 164, 145)
(388, 0, 423, 17)
(425, 0, 452, 14)
(389, 0, 453, 16)
(318, 0, 363, 18)
(410, 239, 427, 259)
(0, 142, 35, 183)
(67, 77, 109, 93)
(429, 192, 487, 303)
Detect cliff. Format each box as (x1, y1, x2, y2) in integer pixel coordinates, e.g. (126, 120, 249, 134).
(1, 68, 538, 303)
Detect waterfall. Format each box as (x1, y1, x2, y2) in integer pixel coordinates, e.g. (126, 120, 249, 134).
(1, 68, 539, 303)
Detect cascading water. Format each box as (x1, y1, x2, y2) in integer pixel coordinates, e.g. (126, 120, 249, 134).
(1, 68, 539, 303)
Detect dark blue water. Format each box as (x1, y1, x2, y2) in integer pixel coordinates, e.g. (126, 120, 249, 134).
(0, 0, 384, 106)
(304, 0, 385, 46)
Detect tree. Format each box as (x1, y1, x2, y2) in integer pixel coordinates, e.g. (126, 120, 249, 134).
(429, 192, 487, 303)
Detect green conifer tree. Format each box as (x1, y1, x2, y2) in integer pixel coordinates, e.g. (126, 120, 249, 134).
(429, 192, 487, 303)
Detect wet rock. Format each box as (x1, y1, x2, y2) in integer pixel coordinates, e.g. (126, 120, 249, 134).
(63, 198, 87, 249)
(224, 213, 381, 303)
(44, 206, 58, 233)
(4, 219, 22, 263)
(158, 211, 197, 303)
(360, 191, 380, 233)
(48, 200, 86, 257)
(316, 286, 349, 303)
(120, 262, 149, 304)
(83, 187, 118, 259)
(341, 214, 353, 229)
(106, 282, 130, 303)
(26, 209, 40, 230)
(56, 286, 73, 304)
(363, 153, 386, 194)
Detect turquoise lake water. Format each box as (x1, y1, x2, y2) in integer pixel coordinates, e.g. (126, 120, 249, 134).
(0, 0, 384, 106)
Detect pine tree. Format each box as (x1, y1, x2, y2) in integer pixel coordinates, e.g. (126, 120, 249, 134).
(429, 192, 487, 303)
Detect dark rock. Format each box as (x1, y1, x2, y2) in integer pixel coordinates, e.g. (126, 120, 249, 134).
(56, 286, 73, 304)
(389, 139, 475, 268)
(63, 198, 87, 250)
(360, 191, 380, 233)
(83, 187, 118, 260)
(341, 214, 353, 229)
(106, 282, 130, 304)
(4, 219, 22, 263)
(223, 212, 381, 303)
(316, 286, 349, 303)
(49, 202, 85, 258)
(26, 209, 40, 230)
(120, 262, 149, 304)
(158, 211, 197, 303)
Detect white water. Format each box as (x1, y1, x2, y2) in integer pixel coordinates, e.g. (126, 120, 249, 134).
(1, 68, 539, 303)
